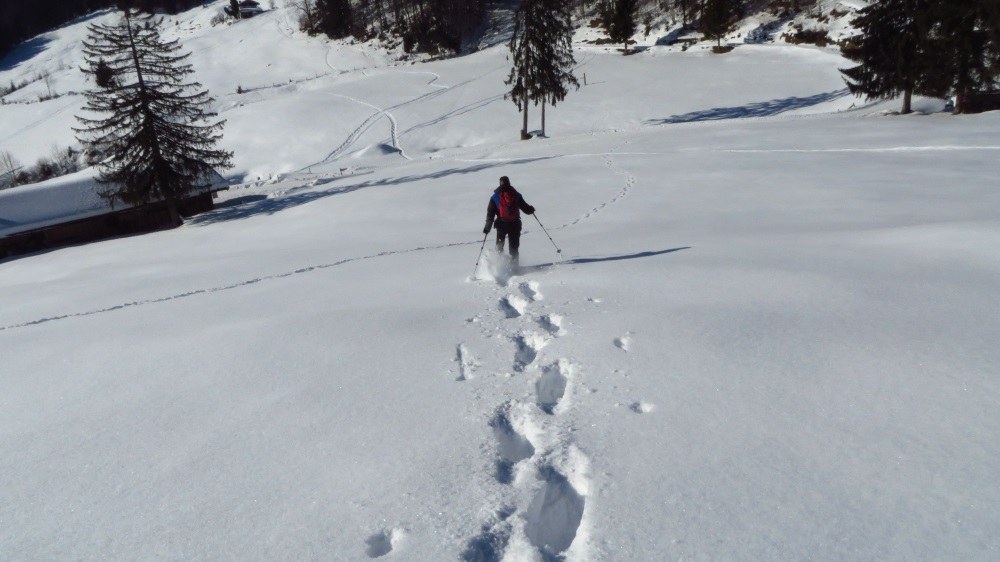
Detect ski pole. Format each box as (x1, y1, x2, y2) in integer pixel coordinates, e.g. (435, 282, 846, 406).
(532, 214, 561, 254)
(472, 232, 489, 277)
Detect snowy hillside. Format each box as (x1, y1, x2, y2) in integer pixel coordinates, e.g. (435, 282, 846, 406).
(2, 1, 998, 561)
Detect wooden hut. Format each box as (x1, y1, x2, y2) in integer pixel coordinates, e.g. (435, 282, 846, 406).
(0, 170, 228, 260)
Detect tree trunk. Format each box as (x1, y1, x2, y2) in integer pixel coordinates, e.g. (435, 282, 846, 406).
(540, 100, 546, 137)
(167, 200, 183, 227)
(521, 101, 531, 140)
(901, 88, 912, 114)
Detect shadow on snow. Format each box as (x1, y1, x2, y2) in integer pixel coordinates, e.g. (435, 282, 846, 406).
(188, 157, 557, 226)
(522, 247, 690, 272)
(645, 89, 849, 125)
(0, 38, 52, 72)
(0, 10, 112, 72)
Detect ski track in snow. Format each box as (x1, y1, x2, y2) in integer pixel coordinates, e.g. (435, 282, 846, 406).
(457, 139, 637, 233)
(395, 70, 449, 89)
(308, 92, 409, 165)
(0, 98, 80, 143)
(0, 239, 480, 332)
(563, 143, 635, 229)
(301, 66, 508, 171)
(464, 263, 589, 561)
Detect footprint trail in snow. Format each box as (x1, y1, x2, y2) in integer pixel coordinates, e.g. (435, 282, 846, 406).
(463, 272, 588, 560)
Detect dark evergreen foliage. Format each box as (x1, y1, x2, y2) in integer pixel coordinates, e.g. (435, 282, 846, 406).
(701, 0, 738, 48)
(929, 0, 998, 113)
(316, 0, 354, 38)
(840, 0, 940, 114)
(841, 0, 999, 114)
(94, 58, 117, 88)
(506, 0, 580, 139)
(674, 0, 696, 27)
(600, 0, 639, 54)
(74, 8, 232, 225)
(300, 0, 488, 54)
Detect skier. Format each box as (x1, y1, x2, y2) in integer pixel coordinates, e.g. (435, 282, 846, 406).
(484, 176, 535, 264)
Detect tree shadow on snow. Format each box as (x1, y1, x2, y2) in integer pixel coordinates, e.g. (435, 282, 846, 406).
(187, 157, 556, 226)
(645, 89, 849, 125)
(0, 38, 52, 72)
(521, 247, 690, 272)
(1, 11, 111, 72)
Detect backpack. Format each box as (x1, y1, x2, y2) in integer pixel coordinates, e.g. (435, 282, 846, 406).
(492, 189, 520, 221)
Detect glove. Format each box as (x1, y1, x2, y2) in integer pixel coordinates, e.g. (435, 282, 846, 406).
(525, 205, 535, 215)
(483, 221, 492, 234)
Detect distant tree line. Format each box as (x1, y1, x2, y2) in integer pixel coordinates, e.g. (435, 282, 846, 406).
(0, 0, 208, 61)
(4, 0, 841, 61)
(297, 0, 493, 55)
(299, 0, 793, 55)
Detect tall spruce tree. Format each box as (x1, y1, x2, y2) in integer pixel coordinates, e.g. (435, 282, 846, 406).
(536, 0, 580, 136)
(840, 0, 940, 114)
(701, 0, 737, 48)
(601, 0, 639, 54)
(506, 0, 540, 140)
(75, 7, 232, 226)
(506, 0, 580, 139)
(989, 0, 1000, 77)
(929, 0, 997, 113)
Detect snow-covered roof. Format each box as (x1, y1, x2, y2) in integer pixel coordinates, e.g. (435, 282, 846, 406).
(0, 169, 227, 238)
(0, 170, 110, 238)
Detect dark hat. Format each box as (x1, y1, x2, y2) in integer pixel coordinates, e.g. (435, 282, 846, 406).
(499, 176, 511, 187)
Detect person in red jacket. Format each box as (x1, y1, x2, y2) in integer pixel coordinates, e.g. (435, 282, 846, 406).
(484, 176, 535, 263)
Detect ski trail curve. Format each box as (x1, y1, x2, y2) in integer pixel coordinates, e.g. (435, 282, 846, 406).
(302, 93, 410, 170)
(395, 71, 450, 89)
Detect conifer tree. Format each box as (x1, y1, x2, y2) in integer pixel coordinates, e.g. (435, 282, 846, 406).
(601, 0, 639, 54)
(536, 0, 580, 136)
(75, 7, 232, 226)
(701, 0, 737, 48)
(316, 0, 354, 39)
(840, 0, 940, 114)
(506, 0, 580, 140)
(674, 0, 695, 27)
(507, 0, 539, 140)
(929, 0, 997, 113)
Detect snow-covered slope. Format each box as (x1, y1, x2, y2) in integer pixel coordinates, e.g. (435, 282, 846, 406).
(1, 1, 998, 560)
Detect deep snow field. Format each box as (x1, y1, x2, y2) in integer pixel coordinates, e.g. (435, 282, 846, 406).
(1, 1, 998, 560)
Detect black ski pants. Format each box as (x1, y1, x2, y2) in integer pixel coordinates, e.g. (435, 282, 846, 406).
(495, 219, 522, 258)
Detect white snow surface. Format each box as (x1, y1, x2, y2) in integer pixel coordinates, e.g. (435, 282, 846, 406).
(1, 2, 998, 560)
